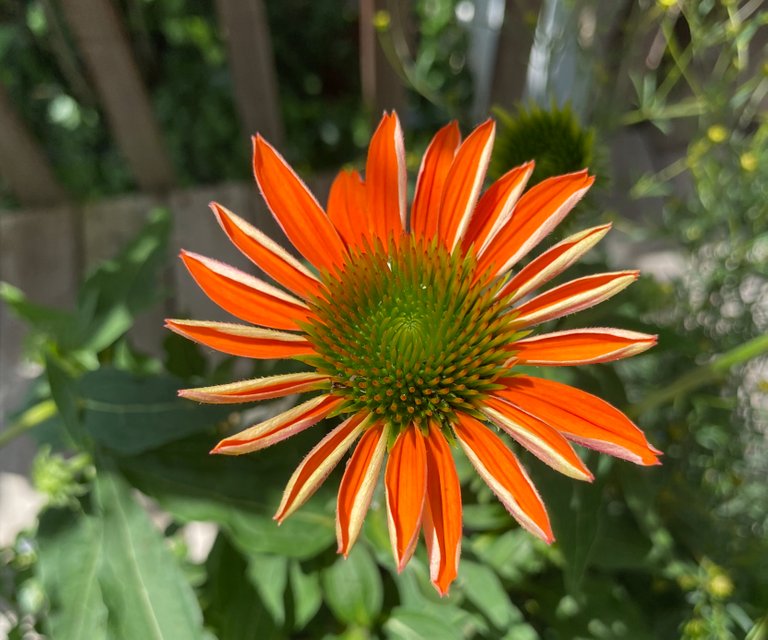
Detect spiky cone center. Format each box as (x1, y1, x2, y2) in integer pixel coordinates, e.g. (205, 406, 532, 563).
(301, 237, 525, 439)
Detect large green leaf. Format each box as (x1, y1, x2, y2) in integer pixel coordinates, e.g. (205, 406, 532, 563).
(80, 367, 228, 454)
(246, 554, 289, 625)
(459, 560, 523, 629)
(289, 560, 323, 630)
(527, 454, 607, 591)
(384, 607, 465, 640)
(119, 432, 336, 559)
(321, 544, 383, 627)
(36, 510, 108, 640)
(202, 534, 283, 640)
(46, 354, 87, 447)
(95, 471, 206, 640)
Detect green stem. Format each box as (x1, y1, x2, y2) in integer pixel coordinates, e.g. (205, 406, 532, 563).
(629, 334, 768, 417)
(0, 399, 57, 448)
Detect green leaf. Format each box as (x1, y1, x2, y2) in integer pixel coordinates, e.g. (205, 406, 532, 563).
(68, 209, 170, 354)
(36, 510, 108, 640)
(528, 455, 607, 591)
(79, 367, 228, 454)
(746, 616, 768, 640)
(246, 554, 288, 625)
(203, 534, 283, 640)
(469, 529, 544, 583)
(45, 354, 86, 447)
(289, 560, 323, 630)
(163, 332, 207, 380)
(384, 607, 465, 640)
(0, 282, 73, 339)
(119, 433, 336, 559)
(459, 560, 523, 629)
(95, 471, 206, 640)
(322, 544, 383, 627)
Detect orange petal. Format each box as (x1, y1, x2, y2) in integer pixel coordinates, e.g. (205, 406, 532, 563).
(253, 135, 347, 271)
(385, 427, 427, 572)
(477, 171, 594, 277)
(496, 376, 661, 465)
(336, 423, 389, 556)
(482, 396, 593, 481)
(211, 395, 344, 455)
(499, 224, 611, 303)
(423, 422, 462, 596)
(327, 169, 368, 249)
(210, 202, 321, 300)
(438, 119, 495, 251)
(511, 328, 657, 365)
(180, 251, 311, 330)
(179, 371, 329, 404)
(511, 271, 638, 328)
(366, 112, 406, 245)
(411, 121, 461, 241)
(275, 413, 367, 523)
(455, 413, 553, 542)
(461, 161, 534, 254)
(165, 319, 314, 359)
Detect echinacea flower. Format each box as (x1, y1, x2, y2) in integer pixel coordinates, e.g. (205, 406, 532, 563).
(167, 112, 659, 595)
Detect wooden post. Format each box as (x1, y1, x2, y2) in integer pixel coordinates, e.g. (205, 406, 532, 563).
(59, 0, 176, 192)
(0, 85, 67, 207)
(490, 0, 541, 110)
(359, 0, 408, 117)
(214, 0, 284, 145)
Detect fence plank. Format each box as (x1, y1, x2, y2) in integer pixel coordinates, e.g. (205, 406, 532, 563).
(214, 0, 284, 145)
(0, 84, 67, 207)
(59, 0, 176, 192)
(490, 0, 541, 110)
(0, 207, 77, 472)
(359, 0, 408, 116)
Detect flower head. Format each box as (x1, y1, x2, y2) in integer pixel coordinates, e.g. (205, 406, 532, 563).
(167, 112, 659, 595)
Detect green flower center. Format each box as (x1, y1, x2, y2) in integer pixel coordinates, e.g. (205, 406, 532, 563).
(303, 237, 522, 434)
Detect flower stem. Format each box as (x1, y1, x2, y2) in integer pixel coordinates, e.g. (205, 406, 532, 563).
(629, 334, 768, 417)
(0, 399, 57, 448)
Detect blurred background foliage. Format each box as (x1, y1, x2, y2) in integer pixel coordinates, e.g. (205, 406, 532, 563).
(1, 0, 767, 639)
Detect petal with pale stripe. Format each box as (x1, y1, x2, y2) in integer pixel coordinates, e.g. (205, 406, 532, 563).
(327, 169, 368, 249)
(210, 202, 321, 300)
(411, 121, 461, 241)
(385, 427, 427, 571)
(253, 135, 347, 271)
(499, 224, 611, 304)
(462, 161, 534, 254)
(366, 113, 406, 244)
(181, 251, 311, 330)
(438, 119, 495, 251)
(511, 271, 638, 328)
(423, 422, 462, 596)
(511, 328, 657, 365)
(477, 171, 594, 277)
(455, 413, 553, 542)
(275, 413, 367, 523)
(165, 319, 314, 359)
(482, 397, 593, 481)
(211, 395, 343, 455)
(337, 423, 389, 556)
(496, 376, 661, 465)
(179, 371, 328, 404)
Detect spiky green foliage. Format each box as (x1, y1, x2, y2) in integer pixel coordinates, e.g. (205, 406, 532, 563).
(490, 103, 595, 185)
(302, 238, 523, 434)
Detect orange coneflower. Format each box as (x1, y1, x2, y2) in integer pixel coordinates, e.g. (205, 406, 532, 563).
(167, 112, 659, 595)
